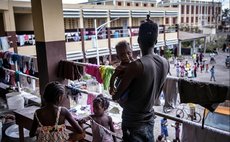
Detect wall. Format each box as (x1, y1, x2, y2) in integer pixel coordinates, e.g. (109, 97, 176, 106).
(15, 13, 33, 32)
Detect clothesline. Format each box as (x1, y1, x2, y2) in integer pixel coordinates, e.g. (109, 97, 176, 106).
(66, 86, 114, 103)
(73, 61, 113, 68)
(0, 50, 37, 59)
(2, 67, 39, 80)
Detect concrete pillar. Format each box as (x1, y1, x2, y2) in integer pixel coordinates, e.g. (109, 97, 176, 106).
(107, 15, 112, 63)
(178, 4, 181, 24)
(193, 39, 196, 54)
(79, 10, 86, 62)
(204, 37, 207, 53)
(163, 25, 166, 46)
(31, 0, 67, 97)
(3, 4, 18, 53)
(128, 11, 133, 49)
(178, 40, 182, 56)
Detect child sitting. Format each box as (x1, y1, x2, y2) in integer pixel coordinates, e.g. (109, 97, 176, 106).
(79, 95, 117, 142)
(109, 40, 134, 104)
(29, 81, 84, 142)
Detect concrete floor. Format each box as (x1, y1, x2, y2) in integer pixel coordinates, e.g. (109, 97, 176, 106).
(153, 51, 230, 141)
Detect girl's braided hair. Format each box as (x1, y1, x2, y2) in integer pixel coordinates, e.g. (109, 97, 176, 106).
(93, 94, 110, 110)
(43, 81, 64, 104)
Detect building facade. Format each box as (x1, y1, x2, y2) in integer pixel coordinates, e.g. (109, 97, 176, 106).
(0, 0, 179, 62)
(159, 0, 222, 31)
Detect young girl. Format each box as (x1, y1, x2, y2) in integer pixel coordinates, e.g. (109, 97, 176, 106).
(29, 81, 84, 142)
(79, 95, 117, 142)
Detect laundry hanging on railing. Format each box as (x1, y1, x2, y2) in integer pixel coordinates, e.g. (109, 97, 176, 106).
(85, 63, 114, 90)
(58, 61, 115, 90)
(58, 60, 82, 80)
(181, 120, 230, 142)
(0, 67, 38, 91)
(0, 67, 16, 86)
(85, 64, 103, 84)
(178, 79, 230, 112)
(0, 51, 38, 77)
(162, 77, 178, 108)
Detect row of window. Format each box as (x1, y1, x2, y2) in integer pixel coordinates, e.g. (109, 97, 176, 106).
(64, 18, 132, 29)
(165, 18, 177, 24)
(180, 16, 220, 23)
(181, 5, 221, 15)
(117, 1, 155, 7)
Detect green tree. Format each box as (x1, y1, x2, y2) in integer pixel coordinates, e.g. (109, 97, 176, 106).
(164, 48, 173, 60)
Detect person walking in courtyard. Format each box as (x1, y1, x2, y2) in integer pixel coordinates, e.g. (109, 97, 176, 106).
(161, 117, 168, 140)
(112, 16, 169, 141)
(210, 65, 216, 81)
(171, 115, 181, 142)
(193, 63, 197, 78)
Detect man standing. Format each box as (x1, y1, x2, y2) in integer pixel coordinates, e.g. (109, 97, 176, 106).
(112, 17, 169, 141)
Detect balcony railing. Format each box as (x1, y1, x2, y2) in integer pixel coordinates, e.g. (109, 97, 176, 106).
(3, 25, 179, 60)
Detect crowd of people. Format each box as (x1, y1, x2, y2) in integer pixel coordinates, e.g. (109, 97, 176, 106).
(173, 52, 216, 82)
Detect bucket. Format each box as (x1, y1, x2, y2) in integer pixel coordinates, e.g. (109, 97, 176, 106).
(5, 124, 36, 142)
(7, 95, 24, 110)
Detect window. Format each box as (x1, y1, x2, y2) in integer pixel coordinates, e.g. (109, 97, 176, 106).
(181, 5, 184, 14)
(191, 17, 194, 23)
(219, 7, 221, 14)
(196, 6, 199, 14)
(151, 4, 154, 7)
(143, 3, 147, 7)
(186, 17, 189, 23)
(181, 17, 184, 23)
(191, 6, 194, 14)
(118, 2, 121, 6)
(173, 17, 177, 24)
(166, 18, 169, 24)
(196, 17, 198, 22)
(208, 17, 210, 22)
(186, 5, 189, 14)
(208, 7, 211, 14)
(202, 6, 205, 14)
(127, 2, 130, 6)
(135, 3, 139, 6)
(172, 5, 178, 8)
(64, 19, 67, 29)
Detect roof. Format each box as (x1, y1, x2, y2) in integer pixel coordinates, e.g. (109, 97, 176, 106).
(179, 31, 207, 41)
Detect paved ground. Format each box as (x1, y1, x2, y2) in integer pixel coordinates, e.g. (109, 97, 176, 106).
(153, 51, 230, 141)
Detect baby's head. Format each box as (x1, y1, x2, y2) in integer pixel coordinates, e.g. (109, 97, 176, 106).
(43, 81, 64, 105)
(115, 40, 133, 64)
(93, 95, 109, 116)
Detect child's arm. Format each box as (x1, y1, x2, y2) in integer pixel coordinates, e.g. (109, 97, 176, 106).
(108, 116, 117, 142)
(64, 107, 84, 133)
(78, 115, 91, 124)
(29, 112, 38, 137)
(109, 71, 118, 95)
